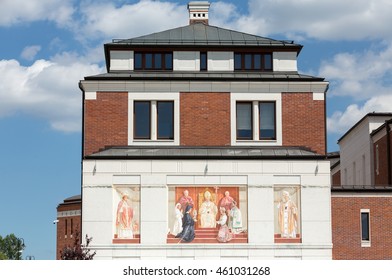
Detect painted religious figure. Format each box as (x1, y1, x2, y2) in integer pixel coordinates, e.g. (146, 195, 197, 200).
(199, 191, 218, 228)
(177, 189, 194, 211)
(170, 203, 183, 236)
(216, 207, 233, 242)
(115, 191, 134, 239)
(229, 201, 243, 234)
(219, 191, 234, 213)
(175, 204, 195, 242)
(277, 190, 298, 238)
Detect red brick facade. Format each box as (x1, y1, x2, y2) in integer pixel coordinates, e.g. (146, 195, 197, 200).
(56, 198, 82, 260)
(331, 195, 392, 259)
(84, 92, 128, 156)
(332, 170, 341, 186)
(282, 93, 325, 155)
(180, 92, 231, 146)
(373, 128, 392, 186)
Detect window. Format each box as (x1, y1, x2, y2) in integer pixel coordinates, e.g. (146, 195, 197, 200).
(134, 52, 173, 70)
(236, 101, 276, 141)
(157, 101, 174, 139)
(65, 219, 68, 237)
(259, 102, 276, 139)
(376, 145, 379, 175)
(200, 52, 207, 71)
(234, 53, 273, 71)
(134, 101, 174, 140)
(134, 101, 151, 139)
(361, 210, 370, 246)
(236, 102, 252, 139)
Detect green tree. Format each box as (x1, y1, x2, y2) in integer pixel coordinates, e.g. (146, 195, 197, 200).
(60, 229, 96, 260)
(0, 234, 26, 260)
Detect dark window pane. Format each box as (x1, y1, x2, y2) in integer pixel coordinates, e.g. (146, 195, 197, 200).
(236, 103, 252, 139)
(264, 54, 272, 70)
(165, 53, 173, 69)
(259, 102, 276, 139)
(134, 53, 142, 69)
(157, 101, 174, 139)
(200, 52, 207, 71)
(254, 54, 261, 69)
(154, 53, 162, 69)
(234, 53, 242, 70)
(134, 101, 150, 139)
(145, 53, 153, 69)
(244, 54, 252, 69)
(361, 213, 370, 241)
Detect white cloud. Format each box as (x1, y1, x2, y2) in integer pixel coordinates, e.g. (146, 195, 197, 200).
(77, 1, 188, 41)
(20, 45, 41, 61)
(0, 57, 102, 132)
(328, 95, 392, 134)
(323, 43, 392, 134)
(226, 0, 392, 41)
(0, 0, 75, 27)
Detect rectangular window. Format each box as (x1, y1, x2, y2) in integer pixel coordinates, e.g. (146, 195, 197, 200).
(157, 101, 174, 139)
(65, 219, 68, 237)
(134, 52, 173, 70)
(200, 52, 207, 71)
(71, 218, 73, 236)
(234, 53, 273, 71)
(134, 101, 151, 139)
(361, 211, 370, 242)
(236, 102, 253, 139)
(134, 53, 142, 69)
(259, 102, 276, 139)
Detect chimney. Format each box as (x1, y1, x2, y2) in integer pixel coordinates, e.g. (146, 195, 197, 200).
(188, 1, 210, 25)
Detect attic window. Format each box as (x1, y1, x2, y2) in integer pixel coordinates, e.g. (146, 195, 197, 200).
(234, 53, 273, 71)
(134, 52, 173, 70)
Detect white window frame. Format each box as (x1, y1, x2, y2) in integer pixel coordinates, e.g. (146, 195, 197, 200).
(231, 93, 282, 146)
(360, 209, 371, 247)
(128, 92, 180, 146)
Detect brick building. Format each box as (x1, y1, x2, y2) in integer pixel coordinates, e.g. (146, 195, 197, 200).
(331, 112, 392, 259)
(55, 195, 81, 259)
(79, 1, 332, 259)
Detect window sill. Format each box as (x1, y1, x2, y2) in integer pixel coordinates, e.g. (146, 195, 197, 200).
(361, 241, 371, 247)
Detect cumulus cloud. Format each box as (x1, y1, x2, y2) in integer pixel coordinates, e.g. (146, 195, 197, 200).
(323, 43, 392, 134)
(0, 0, 75, 27)
(20, 45, 41, 61)
(328, 95, 392, 134)
(224, 0, 392, 41)
(0, 56, 102, 132)
(76, 1, 187, 41)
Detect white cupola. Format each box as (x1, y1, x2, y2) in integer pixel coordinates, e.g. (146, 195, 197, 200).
(188, 1, 210, 25)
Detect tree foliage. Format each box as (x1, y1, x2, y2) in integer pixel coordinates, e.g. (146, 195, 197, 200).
(0, 234, 26, 260)
(60, 229, 96, 260)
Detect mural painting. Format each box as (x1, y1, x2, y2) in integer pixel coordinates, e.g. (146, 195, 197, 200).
(113, 185, 140, 243)
(167, 186, 247, 244)
(274, 186, 301, 243)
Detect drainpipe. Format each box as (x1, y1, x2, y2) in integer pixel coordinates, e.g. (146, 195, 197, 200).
(387, 120, 391, 186)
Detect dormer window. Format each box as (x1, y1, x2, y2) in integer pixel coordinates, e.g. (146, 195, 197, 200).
(134, 52, 173, 70)
(234, 53, 272, 71)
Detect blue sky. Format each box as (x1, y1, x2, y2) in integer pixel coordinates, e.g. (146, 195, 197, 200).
(1, 0, 392, 259)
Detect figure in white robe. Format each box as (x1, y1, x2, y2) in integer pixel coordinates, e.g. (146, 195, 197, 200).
(171, 203, 183, 236)
(199, 191, 218, 228)
(229, 201, 243, 234)
(277, 191, 298, 238)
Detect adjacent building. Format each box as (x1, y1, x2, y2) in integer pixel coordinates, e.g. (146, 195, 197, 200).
(78, 2, 332, 259)
(55, 195, 81, 259)
(331, 112, 392, 259)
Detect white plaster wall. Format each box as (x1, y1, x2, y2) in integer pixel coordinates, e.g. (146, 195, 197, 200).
(109, 50, 133, 71)
(173, 51, 199, 71)
(339, 115, 391, 185)
(207, 52, 233, 71)
(273, 52, 297, 72)
(82, 159, 332, 259)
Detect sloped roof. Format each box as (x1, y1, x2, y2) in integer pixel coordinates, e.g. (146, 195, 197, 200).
(107, 23, 302, 48)
(85, 146, 323, 160)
